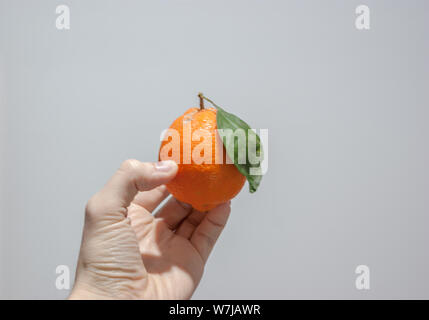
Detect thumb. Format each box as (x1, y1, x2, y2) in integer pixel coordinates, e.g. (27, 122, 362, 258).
(85, 159, 178, 221)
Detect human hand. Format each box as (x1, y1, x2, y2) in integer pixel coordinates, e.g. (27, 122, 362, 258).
(69, 159, 231, 299)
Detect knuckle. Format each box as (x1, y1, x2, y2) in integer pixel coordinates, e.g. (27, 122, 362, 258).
(120, 159, 153, 191)
(120, 159, 140, 172)
(206, 215, 225, 229)
(85, 193, 102, 218)
(196, 229, 216, 247)
(138, 161, 153, 175)
(187, 216, 200, 228)
(119, 159, 143, 188)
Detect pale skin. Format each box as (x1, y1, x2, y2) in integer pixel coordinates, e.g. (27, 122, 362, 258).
(69, 159, 231, 299)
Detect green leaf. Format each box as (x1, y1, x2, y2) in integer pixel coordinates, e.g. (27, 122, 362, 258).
(201, 95, 263, 193)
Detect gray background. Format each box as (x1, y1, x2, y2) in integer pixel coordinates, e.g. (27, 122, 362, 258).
(1, 0, 428, 299)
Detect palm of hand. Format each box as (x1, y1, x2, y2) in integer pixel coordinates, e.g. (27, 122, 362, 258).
(127, 198, 205, 300)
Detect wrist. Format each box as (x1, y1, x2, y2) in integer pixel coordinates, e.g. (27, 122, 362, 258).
(68, 284, 111, 300)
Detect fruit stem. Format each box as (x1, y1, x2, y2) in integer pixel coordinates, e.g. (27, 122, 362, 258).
(198, 93, 221, 110)
(198, 92, 205, 110)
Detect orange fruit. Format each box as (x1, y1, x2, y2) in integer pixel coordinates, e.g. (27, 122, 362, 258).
(159, 105, 246, 212)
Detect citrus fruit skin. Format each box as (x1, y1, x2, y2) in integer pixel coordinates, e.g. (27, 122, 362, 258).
(159, 107, 246, 212)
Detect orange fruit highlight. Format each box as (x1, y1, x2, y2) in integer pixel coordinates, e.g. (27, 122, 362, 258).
(159, 105, 246, 212)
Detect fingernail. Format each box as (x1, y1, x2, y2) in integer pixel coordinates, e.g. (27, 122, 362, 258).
(154, 160, 176, 172)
